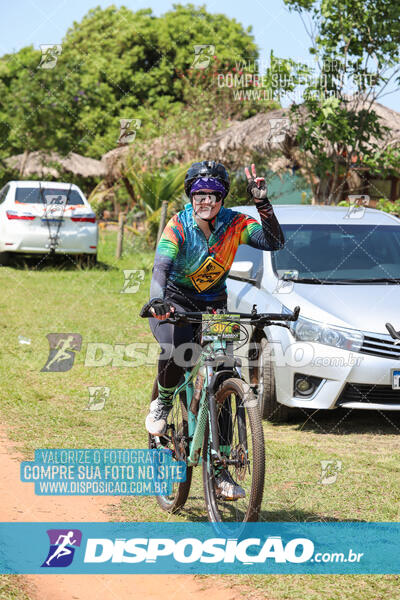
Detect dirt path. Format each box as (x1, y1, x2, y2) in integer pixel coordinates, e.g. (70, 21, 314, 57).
(0, 427, 242, 600)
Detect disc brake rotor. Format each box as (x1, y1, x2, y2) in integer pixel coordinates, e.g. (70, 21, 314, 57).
(232, 443, 248, 481)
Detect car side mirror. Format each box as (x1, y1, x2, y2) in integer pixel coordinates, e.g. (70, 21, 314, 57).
(229, 261, 257, 283)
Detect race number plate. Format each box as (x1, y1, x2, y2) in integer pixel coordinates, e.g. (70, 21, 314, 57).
(391, 369, 400, 390)
(201, 313, 240, 342)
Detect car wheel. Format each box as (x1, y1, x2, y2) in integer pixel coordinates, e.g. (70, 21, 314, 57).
(86, 254, 97, 267)
(77, 254, 97, 268)
(0, 251, 10, 266)
(257, 336, 289, 422)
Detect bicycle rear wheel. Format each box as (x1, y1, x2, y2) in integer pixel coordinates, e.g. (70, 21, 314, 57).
(202, 378, 265, 523)
(148, 377, 193, 513)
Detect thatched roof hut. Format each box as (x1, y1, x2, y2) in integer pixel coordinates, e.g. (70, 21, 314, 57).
(101, 132, 199, 183)
(101, 145, 133, 182)
(199, 100, 400, 167)
(5, 151, 106, 178)
(200, 108, 292, 161)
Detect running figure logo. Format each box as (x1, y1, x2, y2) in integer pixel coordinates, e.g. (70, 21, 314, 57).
(41, 333, 82, 372)
(41, 529, 82, 567)
(192, 45, 215, 69)
(38, 44, 62, 69)
(117, 119, 141, 145)
(86, 386, 110, 410)
(121, 269, 145, 294)
(319, 460, 342, 485)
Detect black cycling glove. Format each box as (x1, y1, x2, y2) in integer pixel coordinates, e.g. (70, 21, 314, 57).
(247, 176, 268, 201)
(247, 179, 274, 217)
(139, 298, 173, 318)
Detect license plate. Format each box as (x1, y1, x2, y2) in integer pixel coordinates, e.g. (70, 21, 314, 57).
(41, 218, 63, 223)
(391, 369, 400, 390)
(201, 313, 240, 342)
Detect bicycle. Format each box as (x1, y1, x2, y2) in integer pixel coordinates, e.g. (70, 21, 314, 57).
(140, 303, 300, 523)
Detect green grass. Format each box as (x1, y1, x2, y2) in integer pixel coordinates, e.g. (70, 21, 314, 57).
(1, 230, 400, 599)
(0, 576, 31, 600)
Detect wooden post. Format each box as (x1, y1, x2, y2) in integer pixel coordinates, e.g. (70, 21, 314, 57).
(390, 176, 398, 202)
(116, 212, 124, 259)
(156, 201, 168, 246)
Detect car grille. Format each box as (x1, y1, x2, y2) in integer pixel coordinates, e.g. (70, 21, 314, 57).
(359, 333, 400, 360)
(336, 383, 400, 406)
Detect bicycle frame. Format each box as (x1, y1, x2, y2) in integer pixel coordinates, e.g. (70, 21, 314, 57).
(169, 337, 242, 468)
(141, 302, 299, 521)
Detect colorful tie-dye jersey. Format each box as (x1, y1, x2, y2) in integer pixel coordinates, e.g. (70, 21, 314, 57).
(149, 201, 284, 304)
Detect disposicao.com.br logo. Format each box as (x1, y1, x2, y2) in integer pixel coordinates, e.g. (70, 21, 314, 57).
(82, 536, 356, 565)
(41, 529, 82, 567)
(39, 533, 364, 568)
(84, 536, 312, 564)
(0, 522, 381, 574)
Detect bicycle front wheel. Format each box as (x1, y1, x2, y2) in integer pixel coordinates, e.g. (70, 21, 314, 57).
(148, 377, 193, 513)
(202, 378, 265, 523)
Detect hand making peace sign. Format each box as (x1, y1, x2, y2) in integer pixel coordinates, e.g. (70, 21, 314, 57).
(244, 163, 268, 202)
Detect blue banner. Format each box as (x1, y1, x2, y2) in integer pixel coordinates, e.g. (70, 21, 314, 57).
(1, 522, 400, 574)
(20, 449, 186, 496)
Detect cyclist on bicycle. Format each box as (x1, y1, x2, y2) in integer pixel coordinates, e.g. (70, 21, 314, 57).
(141, 160, 284, 499)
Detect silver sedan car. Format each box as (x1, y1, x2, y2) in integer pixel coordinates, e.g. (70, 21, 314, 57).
(227, 204, 400, 421)
(0, 180, 98, 264)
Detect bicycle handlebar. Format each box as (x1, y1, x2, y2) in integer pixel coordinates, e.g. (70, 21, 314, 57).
(140, 303, 300, 326)
(386, 322, 400, 341)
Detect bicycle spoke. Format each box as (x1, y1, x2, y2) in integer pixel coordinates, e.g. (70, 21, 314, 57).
(148, 378, 192, 512)
(202, 378, 265, 523)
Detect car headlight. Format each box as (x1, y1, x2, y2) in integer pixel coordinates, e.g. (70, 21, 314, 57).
(282, 307, 363, 352)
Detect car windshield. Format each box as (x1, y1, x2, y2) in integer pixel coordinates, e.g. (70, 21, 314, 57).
(15, 187, 84, 205)
(272, 224, 400, 282)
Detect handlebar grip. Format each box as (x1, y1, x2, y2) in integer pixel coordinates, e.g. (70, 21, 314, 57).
(291, 306, 300, 321)
(140, 299, 171, 319)
(386, 322, 400, 340)
(140, 301, 168, 319)
(139, 305, 152, 318)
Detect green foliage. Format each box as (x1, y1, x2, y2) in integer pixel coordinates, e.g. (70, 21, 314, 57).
(283, 0, 400, 204)
(338, 197, 400, 216)
(375, 198, 400, 216)
(129, 164, 189, 215)
(285, 0, 400, 69)
(362, 144, 400, 178)
(0, 4, 259, 160)
(146, 197, 185, 245)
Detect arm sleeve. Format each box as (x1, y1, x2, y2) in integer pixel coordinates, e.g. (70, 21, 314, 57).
(239, 199, 285, 250)
(149, 214, 184, 300)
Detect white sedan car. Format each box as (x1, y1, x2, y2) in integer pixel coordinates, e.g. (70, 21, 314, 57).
(0, 180, 98, 264)
(227, 204, 400, 421)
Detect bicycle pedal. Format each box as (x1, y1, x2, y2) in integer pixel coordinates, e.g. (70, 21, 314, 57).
(215, 491, 239, 502)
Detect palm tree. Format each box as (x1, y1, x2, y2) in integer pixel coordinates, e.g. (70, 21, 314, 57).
(128, 163, 189, 216)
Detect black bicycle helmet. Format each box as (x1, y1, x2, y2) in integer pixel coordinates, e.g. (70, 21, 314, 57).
(184, 160, 230, 198)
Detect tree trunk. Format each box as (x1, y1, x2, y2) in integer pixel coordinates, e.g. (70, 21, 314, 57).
(116, 213, 124, 259)
(327, 159, 340, 205)
(156, 201, 169, 246)
(122, 176, 136, 208)
(19, 149, 29, 177)
(317, 175, 330, 204)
